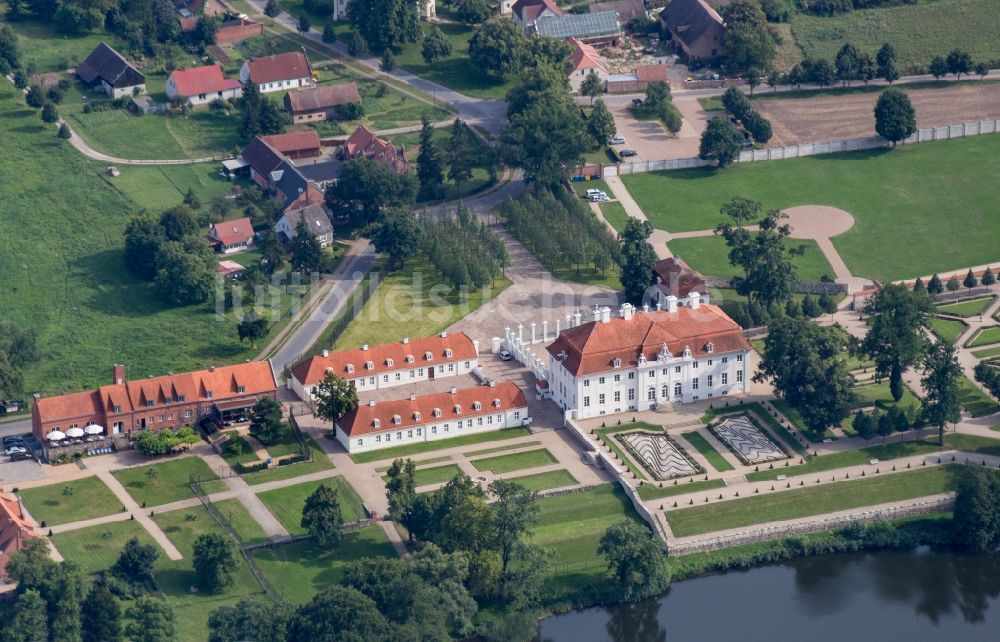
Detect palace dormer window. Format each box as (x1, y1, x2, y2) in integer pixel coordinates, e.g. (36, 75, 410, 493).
(612, 358, 622, 368)
(365, 361, 374, 370)
(444, 348, 453, 358)
(112, 405, 121, 413)
(237, 385, 246, 394)
(413, 411, 421, 420)
(405, 355, 414, 363)
(178, 394, 186, 402)
(705, 342, 714, 353)
(385, 358, 394, 367)
(145, 400, 154, 408)
(425, 351, 433, 361)
(346, 364, 355, 373)
(472, 402, 482, 411)
(432, 408, 442, 417)
(493, 399, 501, 408)
(454, 405, 462, 414)
(373, 419, 381, 428)
(392, 415, 401, 425)
(206, 391, 213, 399)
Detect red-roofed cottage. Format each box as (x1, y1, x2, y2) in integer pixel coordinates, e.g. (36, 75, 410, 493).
(567, 37, 607, 93)
(512, 0, 562, 29)
(335, 381, 529, 453)
(261, 130, 322, 160)
(208, 217, 255, 254)
(342, 125, 409, 174)
(166, 64, 242, 105)
(288, 331, 480, 401)
(1, 491, 37, 579)
(544, 298, 751, 418)
(239, 51, 314, 94)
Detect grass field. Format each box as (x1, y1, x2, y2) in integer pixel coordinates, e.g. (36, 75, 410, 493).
(929, 317, 967, 344)
(935, 297, 995, 318)
(667, 465, 962, 537)
(243, 438, 334, 485)
(220, 432, 260, 468)
(681, 431, 734, 472)
(0, 16, 131, 72)
(531, 484, 644, 601)
(463, 441, 541, 458)
(746, 438, 948, 482)
(957, 376, 1000, 417)
(637, 478, 727, 501)
(257, 476, 367, 535)
(849, 381, 922, 414)
(598, 201, 630, 233)
(507, 469, 579, 492)
(333, 256, 511, 351)
(470, 448, 557, 474)
(389, 463, 463, 487)
(50, 519, 161, 575)
(972, 345, 1000, 359)
(19, 476, 121, 526)
(390, 125, 495, 201)
(112, 457, 226, 507)
(789, 0, 1000, 74)
(211, 498, 270, 544)
(667, 235, 836, 282)
(969, 326, 1000, 348)
(621, 136, 1000, 281)
(349, 427, 533, 464)
(252, 525, 398, 604)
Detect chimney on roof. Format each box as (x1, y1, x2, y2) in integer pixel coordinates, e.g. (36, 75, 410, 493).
(620, 303, 634, 321)
(209, 366, 216, 372)
(322, 349, 329, 358)
(440, 331, 448, 338)
(368, 399, 376, 407)
(450, 387, 457, 394)
(410, 394, 416, 401)
(113, 364, 126, 385)
(601, 307, 611, 324)
(473, 339, 480, 357)
(362, 344, 369, 351)
(402, 337, 409, 344)
(489, 380, 496, 388)
(666, 295, 678, 313)
(688, 292, 701, 310)
(592, 305, 601, 323)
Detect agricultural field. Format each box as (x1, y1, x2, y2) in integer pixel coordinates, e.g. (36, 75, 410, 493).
(622, 135, 1000, 282)
(789, 0, 1000, 73)
(667, 235, 836, 282)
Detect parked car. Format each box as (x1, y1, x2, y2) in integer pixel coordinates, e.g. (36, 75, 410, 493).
(588, 193, 611, 202)
(610, 135, 626, 145)
(585, 188, 604, 197)
(620, 149, 638, 157)
(9, 451, 32, 462)
(498, 350, 512, 361)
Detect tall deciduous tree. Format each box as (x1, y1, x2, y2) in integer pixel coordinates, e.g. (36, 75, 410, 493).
(580, 70, 604, 104)
(113, 537, 159, 589)
(457, 0, 491, 24)
(237, 314, 269, 348)
(699, 116, 742, 166)
(861, 284, 931, 401)
(313, 370, 359, 426)
(488, 480, 538, 577)
(619, 218, 657, 304)
(952, 467, 1000, 552)
(416, 114, 445, 200)
(192, 532, 239, 593)
(921, 341, 962, 445)
(598, 520, 671, 601)
(834, 42, 859, 85)
(81, 583, 122, 642)
(289, 216, 324, 274)
(6, 589, 48, 642)
(876, 43, 899, 83)
(874, 87, 916, 146)
(301, 483, 345, 546)
(385, 458, 417, 541)
(421, 25, 452, 63)
(946, 48, 973, 79)
(286, 587, 391, 641)
(587, 99, 616, 147)
(208, 599, 294, 642)
(125, 597, 176, 642)
(929, 56, 948, 79)
(468, 17, 526, 81)
(154, 239, 216, 306)
(325, 158, 417, 227)
(249, 396, 286, 444)
(721, 0, 775, 74)
(367, 208, 423, 269)
(347, 0, 420, 51)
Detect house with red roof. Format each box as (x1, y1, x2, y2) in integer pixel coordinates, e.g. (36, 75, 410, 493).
(288, 331, 480, 401)
(335, 381, 529, 454)
(544, 298, 751, 418)
(567, 37, 607, 93)
(1, 491, 37, 580)
(208, 217, 255, 254)
(342, 125, 409, 174)
(512, 0, 562, 30)
(260, 130, 322, 160)
(239, 51, 314, 94)
(284, 82, 361, 124)
(166, 64, 242, 106)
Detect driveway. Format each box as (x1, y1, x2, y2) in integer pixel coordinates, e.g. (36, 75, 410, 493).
(608, 97, 708, 162)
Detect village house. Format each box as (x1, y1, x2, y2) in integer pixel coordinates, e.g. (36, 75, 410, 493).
(275, 203, 334, 248)
(239, 136, 324, 210)
(659, 0, 728, 61)
(261, 130, 322, 160)
(544, 298, 750, 419)
(487, 0, 517, 16)
(533, 12, 622, 46)
(512, 0, 562, 30)
(284, 82, 362, 124)
(288, 332, 480, 401)
(342, 125, 409, 174)
(327, 0, 435, 20)
(166, 64, 242, 106)
(567, 37, 608, 93)
(334, 381, 529, 454)
(31, 362, 278, 445)
(1, 491, 36, 580)
(76, 43, 146, 98)
(239, 51, 314, 94)
(208, 217, 255, 254)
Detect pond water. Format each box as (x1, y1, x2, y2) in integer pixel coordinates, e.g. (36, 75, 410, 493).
(537, 548, 1000, 642)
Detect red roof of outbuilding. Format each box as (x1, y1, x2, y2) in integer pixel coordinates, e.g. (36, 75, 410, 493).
(261, 130, 321, 154)
(169, 64, 241, 97)
(245, 52, 312, 84)
(636, 65, 670, 83)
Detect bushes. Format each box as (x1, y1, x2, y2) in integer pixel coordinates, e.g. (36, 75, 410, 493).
(133, 426, 201, 456)
(973, 362, 1000, 399)
(234, 461, 268, 475)
(420, 205, 509, 290)
(721, 87, 771, 144)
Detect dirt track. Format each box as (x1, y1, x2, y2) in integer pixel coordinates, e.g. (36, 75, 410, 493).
(754, 82, 1000, 147)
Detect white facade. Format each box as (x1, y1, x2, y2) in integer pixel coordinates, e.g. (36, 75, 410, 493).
(239, 63, 313, 94)
(103, 80, 145, 98)
(275, 214, 332, 248)
(569, 66, 608, 93)
(165, 77, 241, 106)
(331, 0, 435, 20)
(335, 405, 529, 454)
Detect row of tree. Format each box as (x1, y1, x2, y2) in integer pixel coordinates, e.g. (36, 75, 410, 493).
(420, 205, 510, 290)
(416, 117, 494, 202)
(974, 362, 1000, 401)
(0, 323, 38, 403)
(721, 86, 772, 143)
(496, 189, 621, 278)
(635, 81, 684, 134)
(914, 268, 996, 295)
(851, 404, 925, 441)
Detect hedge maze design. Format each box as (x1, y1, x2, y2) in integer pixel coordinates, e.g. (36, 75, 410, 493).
(713, 414, 786, 464)
(618, 431, 698, 479)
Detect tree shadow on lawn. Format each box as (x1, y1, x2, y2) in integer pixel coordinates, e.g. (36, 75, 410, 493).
(2, 108, 38, 120)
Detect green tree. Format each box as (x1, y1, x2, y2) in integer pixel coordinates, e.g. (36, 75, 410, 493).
(367, 208, 423, 269)
(421, 25, 452, 63)
(81, 583, 122, 642)
(975, 62, 990, 78)
(468, 17, 526, 81)
(876, 410, 894, 441)
(952, 467, 1000, 552)
(249, 396, 286, 444)
(237, 314, 269, 348)
(963, 268, 978, 292)
(619, 218, 657, 304)
(946, 275, 961, 293)
(193, 15, 219, 45)
(580, 70, 604, 104)
(297, 12, 310, 33)
(834, 42, 859, 85)
(598, 520, 671, 601)
(286, 587, 391, 641)
(810, 58, 835, 86)
(801, 293, 821, 318)
(313, 370, 359, 426)
(348, 0, 419, 51)
(126, 597, 176, 642)
(159, 205, 198, 241)
(57, 122, 71, 139)
(193, 532, 239, 593)
(912, 277, 926, 293)
(447, 118, 476, 196)
(380, 47, 396, 72)
(489, 479, 538, 577)
(347, 30, 366, 56)
(322, 23, 337, 43)
(946, 48, 973, 78)
(112, 536, 159, 589)
(587, 99, 616, 147)
(699, 116, 742, 167)
(981, 267, 996, 286)
(40, 101, 59, 123)
(325, 158, 417, 227)
(0, 352, 24, 401)
(385, 458, 417, 541)
(874, 87, 916, 146)
(416, 114, 445, 200)
(154, 240, 216, 306)
(876, 43, 899, 83)
(264, 0, 280, 17)
(457, 0, 491, 24)
(721, 0, 775, 74)
(927, 273, 943, 294)
(0, 25, 22, 70)
(857, 52, 876, 85)
(854, 411, 876, 441)
(929, 56, 948, 80)
(756, 317, 854, 434)
(301, 483, 345, 546)
(237, 79, 263, 139)
(818, 292, 838, 315)
(208, 599, 294, 642)
(861, 284, 931, 401)
(921, 340, 962, 445)
(25, 84, 44, 108)
(5, 589, 48, 642)
(289, 215, 324, 274)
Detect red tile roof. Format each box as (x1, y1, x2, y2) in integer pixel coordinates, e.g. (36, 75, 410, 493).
(210, 217, 255, 247)
(290, 332, 478, 387)
(568, 37, 606, 73)
(216, 260, 247, 277)
(546, 306, 751, 377)
(123, 361, 277, 411)
(635, 64, 670, 83)
(654, 257, 707, 299)
(261, 130, 321, 154)
(512, 0, 563, 21)
(169, 64, 241, 96)
(34, 390, 103, 426)
(245, 52, 312, 84)
(343, 125, 407, 173)
(285, 82, 361, 112)
(338, 382, 527, 437)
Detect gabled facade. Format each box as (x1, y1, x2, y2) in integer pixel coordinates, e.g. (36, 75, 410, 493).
(512, 0, 562, 29)
(288, 332, 480, 401)
(239, 52, 314, 94)
(208, 217, 255, 254)
(1, 491, 37, 580)
(659, 0, 727, 61)
(652, 257, 709, 309)
(76, 43, 146, 98)
(276, 203, 334, 248)
(166, 64, 242, 105)
(567, 37, 608, 93)
(260, 130, 322, 160)
(545, 298, 750, 419)
(342, 125, 409, 174)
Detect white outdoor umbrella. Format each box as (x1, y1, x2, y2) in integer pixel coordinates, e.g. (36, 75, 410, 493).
(84, 424, 104, 435)
(65, 427, 85, 438)
(47, 430, 66, 441)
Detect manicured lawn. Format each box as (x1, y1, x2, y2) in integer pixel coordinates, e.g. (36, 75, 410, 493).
(973, 346, 1000, 359)
(789, 0, 1000, 73)
(637, 478, 726, 501)
(348, 427, 533, 464)
(463, 441, 541, 458)
(243, 437, 334, 485)
(746, 438, 947, 482)
(507, 469, 579, 492)
(621, 135, 1000, 281)
(943, 433, 1000, 457)
(551, 264, 623, 291)
(935, 297, 995, 318)
(50, 519, 161, 575)
(531, 484, 644, 601)
(929, 317, 967, 344)
(334, 256, 511, 351)
(570, 179, 610, 197)
(667, 465, 962, 537)
(681, 431, 734, 472)
(957, 376, 1000, 417)
(470, 448, 557, 474)
(850, 381, 922, 413)
(595, 423, 656, 481)
(385, 463, 463, 488)
(599, 201, 630, 233)
(256, 476, 367, 535)
(969, 326, 1000, 348)
(667, 235, 836, 282)
(18, 476, 121, 526)
(252, 525, 398, 604)
(697, 96, 725, 111)
(106, 162, 239, 211)
(391, 125, 495, 201)
(112, 457, 226, 507)
(220, 432, 260, 468)
(209, 498, 270, 545)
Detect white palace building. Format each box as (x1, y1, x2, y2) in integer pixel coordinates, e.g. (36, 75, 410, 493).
(541, 294, 752, 419)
